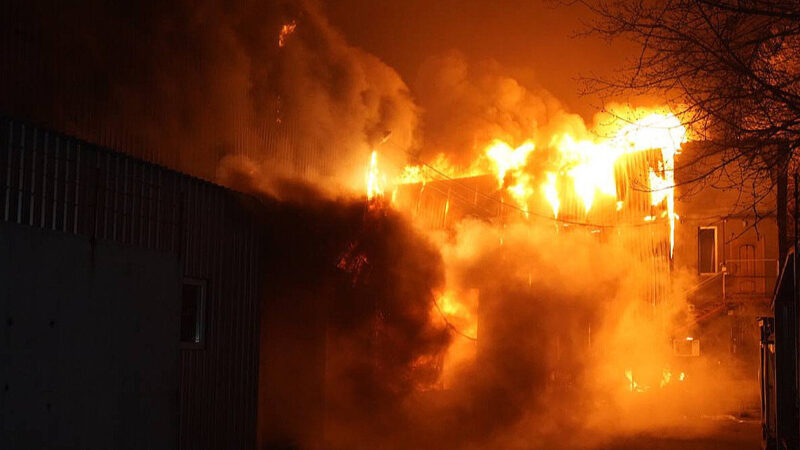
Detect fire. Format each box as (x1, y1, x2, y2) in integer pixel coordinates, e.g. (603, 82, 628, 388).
(366, 150, 384, 201)
(396, 111, 687, 232)
(397, 165, 426, 185)
(552, 133, 619, 214)
(278, 21, 297, 48)
(377, 111, 689, 393)
(625, 367, 687, 392)
(484, 140, 535, 213)
(485, 140, 535, 185)
(625, 369, 647, 392)
(660, 368, 672, 388)
(435, 290, 478, 340)
(396, 153, 486, 185)
(434, 289, 479, 387)
(543, 172, 560, 218)
(545, 113, 685, 232)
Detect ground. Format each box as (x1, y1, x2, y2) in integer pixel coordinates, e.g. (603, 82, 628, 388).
(603, 418, 761, 449)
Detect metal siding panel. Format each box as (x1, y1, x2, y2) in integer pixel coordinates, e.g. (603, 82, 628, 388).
(73, 143, 80, 234)
(15, 123, 25, 224)
(28, 128, 37, 226)
(61, 139, 69, 233)
(39, 131, 48, 227)
(3, 120, 12, 221)
(0, 117, 262, 450)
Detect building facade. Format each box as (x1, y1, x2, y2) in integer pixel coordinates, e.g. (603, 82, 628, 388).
(0, 117, 326, 449)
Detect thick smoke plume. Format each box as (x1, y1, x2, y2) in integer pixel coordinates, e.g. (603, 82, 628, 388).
(413, 51, 590, 168)
(1, 0, 417, 189)
(228, 159, 753, 449)
(3, 1, 757, 448)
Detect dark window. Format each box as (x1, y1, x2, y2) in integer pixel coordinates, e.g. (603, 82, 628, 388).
(698, 227, 717, 274)
(181, 279, 206, 347)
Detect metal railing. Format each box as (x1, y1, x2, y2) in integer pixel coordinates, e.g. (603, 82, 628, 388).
(723, 258, 780, 299)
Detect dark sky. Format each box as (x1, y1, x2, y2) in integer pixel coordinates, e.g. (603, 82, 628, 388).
(322, 0, 637, 119)
(0, 0, 645, 184)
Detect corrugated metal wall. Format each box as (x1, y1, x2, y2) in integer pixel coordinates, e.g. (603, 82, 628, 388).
(1, 117, 262, 449)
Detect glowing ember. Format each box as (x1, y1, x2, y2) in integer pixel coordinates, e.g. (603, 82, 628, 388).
(660, 368, 672, 388)
(278, 21, 297, 47)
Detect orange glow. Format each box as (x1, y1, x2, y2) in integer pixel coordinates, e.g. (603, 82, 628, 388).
(435, 289, 479, 386)
(484, 140, 535, 213)
(397, 111, 687, 231)
(279, 21, 297, 47)
(397, 153, 486, 185)
(366, 150, 384, 201)
(388, 111, 689, 395)
(625, 369, 647, 393)
(660, 368, 672, 388)
(543, 172, 560, 218)
(546, 113, 685, 229)
(436, 290, 478, 340)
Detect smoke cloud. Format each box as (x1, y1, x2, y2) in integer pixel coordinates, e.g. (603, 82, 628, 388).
(413, 51, 590, 168)
(225, 157, 753, 449)
(3, 2, 758, 448)
(1, 0, 417, 189)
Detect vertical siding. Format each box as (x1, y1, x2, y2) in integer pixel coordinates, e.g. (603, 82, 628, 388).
(0, 117, 262, 449)
(177, 182, 261, 450)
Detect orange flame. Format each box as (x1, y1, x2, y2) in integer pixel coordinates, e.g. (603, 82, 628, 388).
(484, 140, 535, 213)
(279, 21, 297, 48)
(542, 172, 560, 218)
(397, 111, 686, 232)
(366, 150, 384, 201)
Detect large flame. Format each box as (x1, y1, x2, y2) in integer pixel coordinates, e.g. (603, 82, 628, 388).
(546, 113, 685, 227)
(392, 112, 686, 253)
(368, 111, 688, 362)
(366, 150, 384, 201)
(278, 21, 297, 48)
(484, 140, 535, 214)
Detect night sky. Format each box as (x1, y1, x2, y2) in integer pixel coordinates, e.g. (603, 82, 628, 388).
(322, 0, 638, 119)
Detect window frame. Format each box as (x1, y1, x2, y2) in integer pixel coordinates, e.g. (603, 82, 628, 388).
(697, 226, 719, 275)
(180, 278, 207, 350)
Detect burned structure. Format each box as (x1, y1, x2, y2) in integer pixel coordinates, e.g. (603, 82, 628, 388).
(1, 112, 781, 449)
(390, 133, 778, 399)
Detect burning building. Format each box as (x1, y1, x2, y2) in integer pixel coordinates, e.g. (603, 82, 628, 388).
(0, 1, 779, 448)
(388, 112, 683, 331)
(371, 111, 774, 439)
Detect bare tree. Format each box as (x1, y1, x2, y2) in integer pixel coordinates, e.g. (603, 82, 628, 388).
(576, 0, 800, 262)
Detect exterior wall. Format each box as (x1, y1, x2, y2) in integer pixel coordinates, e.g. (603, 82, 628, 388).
(176, 183, 262, 450)
(0, 220, 181, 449)
(673, 143, 778, 363)
(674, 209, 779, 304)
(674, 148, 779, 307)
(0, 118, 263, 449)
